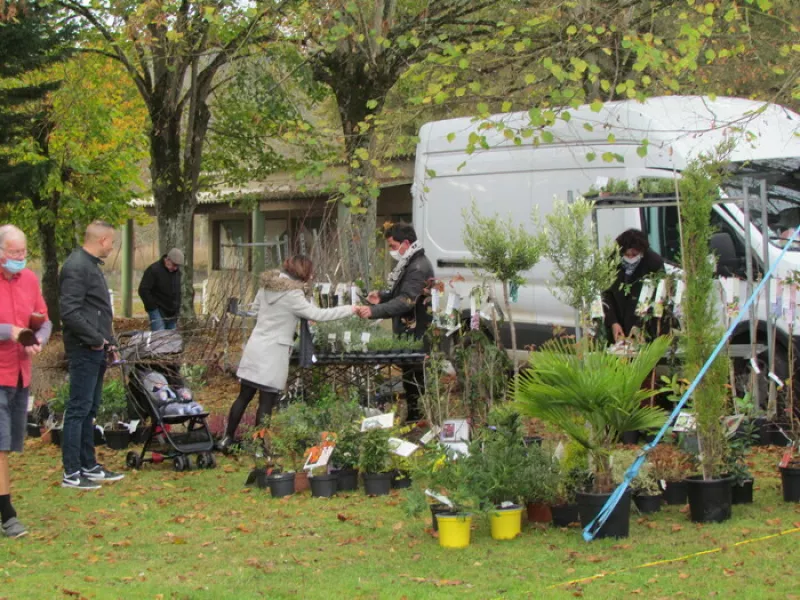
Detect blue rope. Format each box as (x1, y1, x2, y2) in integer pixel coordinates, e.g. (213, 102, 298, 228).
(583, 226, 800, 542)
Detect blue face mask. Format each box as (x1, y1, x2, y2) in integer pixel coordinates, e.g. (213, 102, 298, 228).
(3, 258, 27, 274)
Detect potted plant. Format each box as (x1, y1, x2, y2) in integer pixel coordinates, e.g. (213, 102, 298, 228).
(98, 378, 130, 450)
(268, 402, 316, 493)
(678, 158, 734, 523)
(613, 449, 662, 514)
(648, 442, 692, 505)
(514, 335, 670, 538)
(550, 463, 590, 528)
(725, 431, 755, 505)
(464, 409, 529, 540)
(405, 445, 478, 548)
(306, 432, 339, 498)
(331, 424, 361, 491)
(46, 381, 70, 446)
(237, 426, 273, 492)
(521, 442, 560, 524)
(358, 427, 393, 496)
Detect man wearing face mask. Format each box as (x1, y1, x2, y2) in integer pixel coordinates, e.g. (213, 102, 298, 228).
(0, 225, 52, 538)
(603, 228, 666, 343)
(356, 223, 434, 421)
(59, 221, 124, 490)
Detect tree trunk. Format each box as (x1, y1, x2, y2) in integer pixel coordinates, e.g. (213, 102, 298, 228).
(503, 280, 519, 376)
(37, 200, 61, 330)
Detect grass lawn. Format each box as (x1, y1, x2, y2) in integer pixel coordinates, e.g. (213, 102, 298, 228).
(2, 441, 799, 599)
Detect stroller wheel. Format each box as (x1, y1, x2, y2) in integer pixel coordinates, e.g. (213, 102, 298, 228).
(204, 452, 217, 470)
(126, 451, 142, 470)
(195, 453, 207, 469)
(173, 455, 190, 472)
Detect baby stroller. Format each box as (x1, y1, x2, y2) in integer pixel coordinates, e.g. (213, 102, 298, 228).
(117, 330, 216, 471)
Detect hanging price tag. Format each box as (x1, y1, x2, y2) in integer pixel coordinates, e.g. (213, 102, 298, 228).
(350, 285, 359, 305)
(590, 295, 604, 320)
(673, 279, 685, 306)
(445, 293, 456, 315)
(431, 288, 440, 313)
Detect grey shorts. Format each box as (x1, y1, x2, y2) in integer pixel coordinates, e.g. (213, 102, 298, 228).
(0, 384, 29, 452)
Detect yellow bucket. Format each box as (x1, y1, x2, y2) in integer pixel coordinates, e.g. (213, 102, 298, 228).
(490, 506, 523, 540)
(437, 513, 472, 548)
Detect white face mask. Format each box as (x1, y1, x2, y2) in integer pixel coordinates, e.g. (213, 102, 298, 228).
(389, 249, 402, 262)
(623, 254, 642, 265)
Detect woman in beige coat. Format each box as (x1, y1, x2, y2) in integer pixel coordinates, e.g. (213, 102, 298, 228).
(220, 255, 357, 450)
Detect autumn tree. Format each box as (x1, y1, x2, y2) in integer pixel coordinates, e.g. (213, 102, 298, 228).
(57, 0, 290, 316)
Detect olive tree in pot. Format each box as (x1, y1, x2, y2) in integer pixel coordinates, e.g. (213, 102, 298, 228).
(331, 424, 361, 491)
(358, 427, 393, 496)
(678, 158, 734, 523)
(520, 442, 560, 524)
(97, 378, 130, 450)
(514, 335, 670, 538)
(462, 202, 545, 376)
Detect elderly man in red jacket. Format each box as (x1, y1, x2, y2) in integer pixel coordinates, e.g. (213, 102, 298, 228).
(0, 225, 52, 539)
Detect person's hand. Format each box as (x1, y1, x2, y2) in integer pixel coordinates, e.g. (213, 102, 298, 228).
(24, 344, 42, 357)
(611, 323, 625, 342)
(350, 305, 360, 315)
(355, 306, 372, 319)
(90, 339, 108, 351)
(10, 325, 22, 342)
(367, 291, 380, 305)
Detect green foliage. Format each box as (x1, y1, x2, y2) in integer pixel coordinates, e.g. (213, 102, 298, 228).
(611, 448, 661, 496)
(519, 442, 561, 505)
(513, 336, 670, 492)
(678, 157, 731, 479)
(179, 364, 208, 391)
(648, 442, 693, 482)
(332, 424, 362, 470)
(463, 408, 531, 507)
(540, 196, 619, 326)
(268, 402, 317, 471)
(358, 427, 392, 474)
(311, 320, 421, 353)
(452, 330, 512, 425)
(96, 378, 128, 426)
(49, 380, 70, 416)
(404, 444, 479, 515)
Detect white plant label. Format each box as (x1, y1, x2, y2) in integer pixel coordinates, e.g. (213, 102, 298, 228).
(470, 295, 477, 317)
(361, 412, 394, 431)
(360, 332, 370, 344)
(350, 285, 359, 306)
(445, 293, 456, 314)
(320, 283, 331, 295)
(431, 288, 440, 313)
(388, 438, 419, 457)
(749, 357, 761, 374)
(673, 279, 685, 306)
(343, 331, 351, 344)
(590, 295, 604, 320)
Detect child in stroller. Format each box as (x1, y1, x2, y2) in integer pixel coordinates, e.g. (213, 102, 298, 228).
(141, 371, 205, 417)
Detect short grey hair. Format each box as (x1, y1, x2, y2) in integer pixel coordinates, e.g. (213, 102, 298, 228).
(0, 225, 26, 250)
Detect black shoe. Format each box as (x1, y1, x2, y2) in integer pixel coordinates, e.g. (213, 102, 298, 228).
(82, 465, 125, 482)
(217, 436, 237, 455)
(62, 472, 101, 490)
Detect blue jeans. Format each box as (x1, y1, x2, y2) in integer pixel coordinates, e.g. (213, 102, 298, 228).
(147, 309, 177, 331)
(62, 347, 106, 475)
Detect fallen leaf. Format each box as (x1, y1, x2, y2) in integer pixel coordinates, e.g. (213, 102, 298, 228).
(723, 568, 736, 577)
(337, 513, 350, 522)
(671, 525, 683, 533)
(766, 518, 781, 527)
(678, 573, 690, 580)
(392, 522, 404, 532)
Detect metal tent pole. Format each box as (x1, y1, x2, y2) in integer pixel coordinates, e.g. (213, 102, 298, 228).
(742, 187, 760, 408)
(760, 179, 777, 416)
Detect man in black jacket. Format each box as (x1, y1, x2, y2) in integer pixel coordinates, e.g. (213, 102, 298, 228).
(357, 223, 434, 421)
(138, 248, 183, 331)
(59, 221, 124, 490)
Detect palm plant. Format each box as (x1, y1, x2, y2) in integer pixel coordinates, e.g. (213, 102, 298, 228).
(513, 335, 670, 493)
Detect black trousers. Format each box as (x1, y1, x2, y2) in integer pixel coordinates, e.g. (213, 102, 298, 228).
(401, 365, 425, 421)
(225, 381, 279, 438)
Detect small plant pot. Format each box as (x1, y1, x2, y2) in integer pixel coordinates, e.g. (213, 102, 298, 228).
(26, 423, 42, 438)
(753, 417, 770, 446)
(268, 472, 295, 498)
(94, 427, 106, 446)
(437, 513, 472, 549)
(334, 468, 358, 491)
(550, 503, 580, 527)
(662, 480, 688, 505)
(685, 475, 733, 523)
(489, 505, 523, 540)
(104, 428, 131, 450)
(576, 489, 632, 539)
(430, 503, 454, 532)
(780, 465, 800, 502)
(131, 425, 152, 445)
(244, 468, 269, 489)
(769, 428, 792, 447)
(633, 493, 663, 514)
(362, 472, 392, 496)
(621, 430, 640, 445)
(526, 502, 552, 524)
(49, 428, 62, 447)
(731, 480, 754, 505)
(294, 471, 310, 493)
(391, 471, 412, 489)
(309, 473, 338, 498)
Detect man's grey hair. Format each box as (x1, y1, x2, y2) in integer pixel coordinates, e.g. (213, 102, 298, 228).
(0, 225, 26, 250)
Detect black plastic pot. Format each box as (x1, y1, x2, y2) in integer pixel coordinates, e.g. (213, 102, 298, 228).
(268, 472, 296, 498)
(391, 471, 412, 489)
(769, 428, 792, 447)
(621, 431, 640, 445)
(731, 480, 754, 505)
(780, 465, 800, 502)
(93, 427, 105, 446)
(685, 475, 733, 523)
(550, 503, 580, 527)
(633, 493, 663, 514)
(26, 423, 41, 438)
(362, 472, 392, 496)
(244, 468, 269, 489)
(576, 489, 632, 539)
(335, 468, 358, 491)
(662, 480, 688, 505)
(309, 473, 338, 498)
(50, 428, 62, 447)
(131, 425, 152, 445)
(430, 503, 455, 532)
(104, 429, 131, 450)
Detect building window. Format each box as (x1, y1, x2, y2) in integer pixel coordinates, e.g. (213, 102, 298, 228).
(215, 219, 249, 270)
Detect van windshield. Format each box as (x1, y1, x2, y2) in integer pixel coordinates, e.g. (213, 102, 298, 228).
(724, 158, 800, 250)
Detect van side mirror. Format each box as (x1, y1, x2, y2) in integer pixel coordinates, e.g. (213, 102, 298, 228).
(709, 232, 743, 277)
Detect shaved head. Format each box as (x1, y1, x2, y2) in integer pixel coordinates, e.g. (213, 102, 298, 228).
(83, 220, 115, 259)
(0, 224, 26, 249)
(84, 220, 115, 243)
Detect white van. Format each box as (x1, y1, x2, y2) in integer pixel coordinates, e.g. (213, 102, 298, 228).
(412, 96, 800, 376)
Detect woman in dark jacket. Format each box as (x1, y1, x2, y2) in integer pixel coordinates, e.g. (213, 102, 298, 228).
(603, 229, 666, 343)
